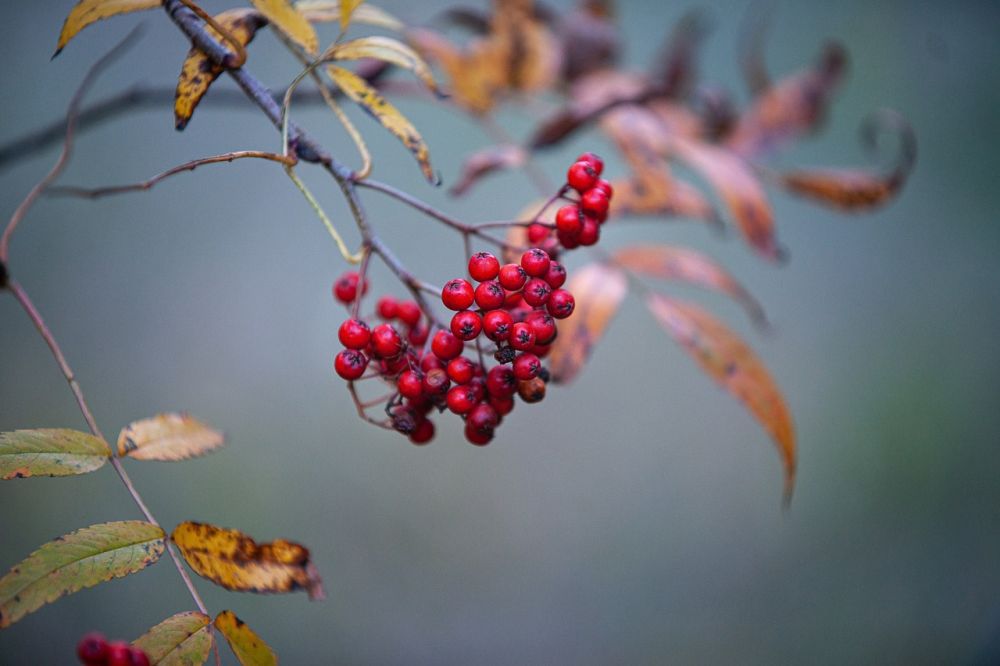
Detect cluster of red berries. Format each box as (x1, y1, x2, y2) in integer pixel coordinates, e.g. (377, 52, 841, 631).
(528, 151, 614, 251)
(76, 633, 149, 666)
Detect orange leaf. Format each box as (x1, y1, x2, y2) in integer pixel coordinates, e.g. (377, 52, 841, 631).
(644, 293, 795, 501)
(548, 263, 628, 383)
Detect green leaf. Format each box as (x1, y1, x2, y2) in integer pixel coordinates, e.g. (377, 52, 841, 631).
(132, 611, 214, 666)
(215, 610, 278, 665)
(0, 521, 165, 628)
(0, 428, 110, 480)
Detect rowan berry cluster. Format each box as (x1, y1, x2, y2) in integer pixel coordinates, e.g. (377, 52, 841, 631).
(76, 633, 149, 666)
(529, 151, 613, 251)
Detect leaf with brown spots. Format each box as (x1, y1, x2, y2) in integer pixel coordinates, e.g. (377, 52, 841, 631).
(172, 521, 325, 600)
(548, 263, 628, 384)
(0, 428, 110, 479)
(613, 245, 766, 326)
(327, 64, 437, 183)
(0, 521, 165, 628)
(250, 0, 318, 54)
(644, 293, 795, 501)
(449, 144, 525, 196)
(175, 9, 266, 130)
(132, 611, 214, 666)
(215, 610, 278, 666)
(325, 36, 445, 97)
(54, 0, 160, 56)
(296, 0, 403, 32)
(116, 413, 225, 462)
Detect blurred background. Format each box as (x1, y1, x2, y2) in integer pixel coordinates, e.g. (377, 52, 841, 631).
(1, 1, 998, 663)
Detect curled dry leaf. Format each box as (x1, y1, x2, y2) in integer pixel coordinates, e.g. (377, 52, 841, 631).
(548, 263, 629, 383)
(0, 521, 165, 628)
(449, 144, 526, 196)
(613, 245, 766, 326)
(327, 64, 437, 183)
(297, 0, 403, 32)
(172, 521, 325, 600)
(250, 0, 318, 54)
(215, 610, 279, 666)
(175, 9, 266, 130)
(132, 611, 214, 666)
(0, 428, 110, 479)
(54, 0, 160, 56)
(326, 36, 445, 97)
(116, 412, 225, 461)
(644, 293, 795, 501)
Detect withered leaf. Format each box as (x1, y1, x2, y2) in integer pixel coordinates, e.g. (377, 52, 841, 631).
(325, 36, 444, 97)
(449, 144, 526, 196)
(172, 521, 325, 600)
(54, 0, 160, 56)
(0, 428, 110, 479)
(175, 9, 265, 130)
(250, 0, 318, 55)
(645, 293, 795, 501)
(116, 413, 225, 462)
(650, 9, 711, 98)
(548, 263, 629, 383)
(297, 0, 403, 32)
(132, 611, 213, 666)
(215, 610, 278, 666)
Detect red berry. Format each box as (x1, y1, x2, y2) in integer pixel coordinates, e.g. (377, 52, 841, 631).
(526, 311, 558, 344)
(127, 647, 150, 666)
(578, 215, 600, 246)
(580, 187, 610, 220)
(504, 291, 525, 310)
(334, 349, 368, 380)
(420, 354, 444, 373)
(338, 318, 371, 349)
(468, 251, 500, 281)
(544, 262, 567, 289)
(396, 300, 422, 327)
(489, 394, 515, 416)
(522, 278, 552, 307)
(390, 405, 420, 434)
(513, 352, 542, 380)
(557, 227, 581, 249)
(441, 278, 475, 311)
(409, 418, 435, 444)
(408, 324, 429, 347)
(376, 296, 398, 319)
(398, 369, 425, 399)
(333, 272, 366, 304)
(467, 402, 499, 433)
(567, 160, 598, 192)
(593, 178, 613, 199)
(547, 289, 575, 319)
(447, 356, 476, 384)
(76, 633, 109, 664)
(371, 323, 404, 359)
(576, 152, 604, 175)
(450, 310, 482, 341)
(446, 385, 479, 414)
(509, 322, 536, 351)
(431, 330, 463, 360)
(555, 205, 584, 235)
(482, 309, 513, 341)
(422, 368, 451, 396)
(464, 421, 493, 446)
(486, 365, 517, 397)
(474, 280, 506, 310)
(520, 248, 551, 277)
(106, 641, 132, 666)
(532, 342, 552, 358)
(498, 263, 527, 290)
(527, 223, 550, 244)
(518, 377, 547, 403)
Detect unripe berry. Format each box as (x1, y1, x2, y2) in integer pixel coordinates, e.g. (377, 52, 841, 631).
(333, 272, 366, 304)
(527, 223, 550, 244)
(486, 364, 517, 397)
(547, 289, 575, 319)
(396, 300, 422, 327)
(578, 215, 600, 246)
(576, 152, 604, 175)
(441, 278, 475, 311)
(513, 352, 542, 380)
(474, 280, 506, 311)
(467, 402, 499, 434)
(464, 421, 493, 446)
(544, 261, 567, 289)
(522, 278, 552, 307)
(371, 323, 404, 359)
(376, 296, 398, 319)
(447, 356, 476, 384)
(446, 385, 479, 414)
(450, 310, 482, 341)
(422, 368, 451, 396)
(509, 322, 536, 351)
(482, 309, 513, 341)
(498, 263, 527, 291)
(520, 248, 551, 277)
(468, 251, 500, 281)
(580, 187, 610, 220)
(398, 369, 425, 399)
(518, 377, 547, 403)
(567, 160, 598, 192)
(431, 330, 463, 360)
(338, 318, 371, 349)
(526, 311, 557, 345)
(408, 418, 435, 445)
(334, 349, 368, 380)
(76, 633, 109, 664)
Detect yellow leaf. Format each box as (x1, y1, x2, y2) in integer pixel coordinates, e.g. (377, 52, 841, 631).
(645, 294, 796, 501)
(172, 521, 325, 599)
(340, 0, 363, 33)
(215, 611, 278, 666)
(250, 0, 318, 54)
(116, 413, 225, 461)
(132, 612, 214, 665)
(54, 0, 160, 56)
(326, 36, 444, 97)
(296, 0, 402, 32)
(327, 64, 436, 183)
(174, 9, 265, 130)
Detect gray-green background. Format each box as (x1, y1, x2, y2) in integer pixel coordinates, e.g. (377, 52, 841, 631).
(2, 1, 998, 663)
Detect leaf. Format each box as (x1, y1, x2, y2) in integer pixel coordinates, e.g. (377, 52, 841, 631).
(547, 263, 629, 384)
(0, 428, 110, 479)
(449, 144, 525, 196)
(132, 611, 213, 666)
(326, 36, 444, 97)
(174, 9, 265, 130)
(0, 521, 165, 628)
(327, 64, 437, 183)
(296, 0, 402, 31)
(650, 9, 711, 98)
(54, 0, 160, 56)
(667, 136, 781, 260)
(644, 294, 795, 501)
(215, 610, 278, 666)
(250, 0, 318, 55)
(172, 521, 325, 600)
(116, 413, 225, 462)
(339, 0, 363, 32)
(613, 245, 766, 326)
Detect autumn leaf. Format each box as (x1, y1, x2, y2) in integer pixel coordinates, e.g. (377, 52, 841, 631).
(0, 521, 165, 628)
(0, 428, 110, 479)
(339, 0, 363, 32)
(327, 64, 437, 183)
(650, 9, 711, 99)
(296, 0, 402, 32)
(644, 294, 795, 501)
(172, 521, 325, 600)
(325, 36, 445, 97)
(175, 9, 265, 130)
(548, 263, 629, 383)
(54, 0, 160, 56)
(449, 144, 526, 196)
(250, 0, 318, 55)
(215, 610, 278, 666)
(116, 413, 225, 461)
(132, 611, 214, 666)
(613, 245, 767, 326)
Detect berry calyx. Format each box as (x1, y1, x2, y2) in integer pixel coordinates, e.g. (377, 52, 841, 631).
(509, 322, 536, 351)
(483, 309, 513, 341)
